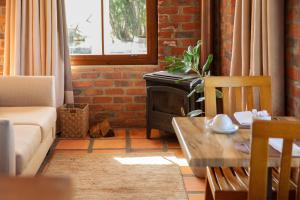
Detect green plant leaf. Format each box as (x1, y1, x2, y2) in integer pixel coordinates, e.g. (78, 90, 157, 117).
(202, 54, 213, 76)
(183, 52, 193, 62)
(175, 76, 197, 83)
(197, 40, 202, 47)
(187, 89, 196, 98)
(165, 40, 202, 75)
(184, 67, 192, 74)
(187, 83, 204, 98)
(166, 61, 187, 73)
(194, 83, 204, 93)
(190, 77, 203, 87)
(187, 109, 203, 117)
(165, 56, 175, 63)
(196, 96, 205, 102)
(216, 89, 223, 98)
(187, 46, 193, 54)
(192, 45, 199, 55)
(194, 41, 201, 54)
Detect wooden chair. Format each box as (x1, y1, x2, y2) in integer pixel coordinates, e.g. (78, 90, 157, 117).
(249, 120, 300, 200)
(203, 76, 298, 200)
(205, 120, 300, 200)
(204, 76, 272, 117)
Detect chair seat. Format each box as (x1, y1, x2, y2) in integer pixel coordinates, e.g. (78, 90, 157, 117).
(206, 167, 297, 200)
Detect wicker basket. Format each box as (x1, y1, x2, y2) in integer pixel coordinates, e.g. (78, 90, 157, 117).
(58, 104, 89, 138)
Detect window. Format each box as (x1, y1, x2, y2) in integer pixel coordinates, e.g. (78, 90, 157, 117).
(65, 0, 157, 65)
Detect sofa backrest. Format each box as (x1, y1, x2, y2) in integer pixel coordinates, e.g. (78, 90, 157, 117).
(0, 76, 55, 107)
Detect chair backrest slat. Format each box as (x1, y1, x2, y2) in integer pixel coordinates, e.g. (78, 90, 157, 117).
(205, 85, 217, 117)
(245, 86, 254, 110)
(204, 76, 271, 117)
(235, 87, 243, 112)
(278, 139, 293, 200)
(248, 136, 269, 200)
(249, 120, 300, 200)
(260, 86, 272, 115)
(222, 87, 229, 114)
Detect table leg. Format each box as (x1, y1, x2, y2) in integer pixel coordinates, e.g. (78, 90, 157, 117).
(267, 167, 273, 200)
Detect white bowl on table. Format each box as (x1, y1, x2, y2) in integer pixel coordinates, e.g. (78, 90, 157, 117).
(207, 114, 239, 134)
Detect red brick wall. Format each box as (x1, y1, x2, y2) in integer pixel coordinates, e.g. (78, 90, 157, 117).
(286, 0, 300, 117)
(72, 65, 159, 127)
(158, 0, 201, 66)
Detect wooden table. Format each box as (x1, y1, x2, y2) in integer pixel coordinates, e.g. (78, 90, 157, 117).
(172, 117, 300, 168)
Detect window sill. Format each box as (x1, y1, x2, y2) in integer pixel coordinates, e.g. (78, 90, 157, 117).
(70, 54, 158, 66)
(71, 64, 159, 70)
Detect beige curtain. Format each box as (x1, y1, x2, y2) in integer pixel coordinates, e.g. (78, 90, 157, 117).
(230, 0, 285, 115)
(4, 0, 74, 106)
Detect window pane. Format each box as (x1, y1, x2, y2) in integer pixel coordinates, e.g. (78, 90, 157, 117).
(103, 0, 147, 55)
(65, 0, 102, 55)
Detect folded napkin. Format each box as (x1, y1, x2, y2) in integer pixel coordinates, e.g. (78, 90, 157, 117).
(269, 138, 300, 157)
(234, 109, 271, 126)
(234, 111, 253, 126)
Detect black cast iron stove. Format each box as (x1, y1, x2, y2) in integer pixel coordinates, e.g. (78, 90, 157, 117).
(143, 71, 201, 138)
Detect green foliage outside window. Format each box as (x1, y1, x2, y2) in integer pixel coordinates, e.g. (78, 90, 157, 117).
(109, 0, 146, 41)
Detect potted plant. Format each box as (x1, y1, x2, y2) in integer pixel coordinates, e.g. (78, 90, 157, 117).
(165, 40, 222, 117)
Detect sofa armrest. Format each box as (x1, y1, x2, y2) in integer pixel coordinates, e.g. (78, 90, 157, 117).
(0, 76, 55, 107)
(0, 120, 16, 176)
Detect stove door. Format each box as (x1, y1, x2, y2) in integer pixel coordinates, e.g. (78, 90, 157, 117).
(146, 86, 189, 133)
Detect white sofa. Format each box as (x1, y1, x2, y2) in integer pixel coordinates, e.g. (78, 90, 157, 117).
(0, 76, 56, 176)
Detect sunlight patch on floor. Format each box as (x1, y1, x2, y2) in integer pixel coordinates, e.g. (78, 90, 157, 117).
(114, 156, 173, 165)
(165, 156, 189, 166)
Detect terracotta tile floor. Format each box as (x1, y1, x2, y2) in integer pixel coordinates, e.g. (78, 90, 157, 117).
(53, 128, 206, 200)
(113, 128, 126, 138)
(55, 139, 90, 150)
(93, 139, 126, 149)
(131, 138, 163, 149)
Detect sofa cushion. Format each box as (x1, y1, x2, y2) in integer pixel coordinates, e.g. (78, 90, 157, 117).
(14, 125, 42, 175)
(0, 107, 56, 140)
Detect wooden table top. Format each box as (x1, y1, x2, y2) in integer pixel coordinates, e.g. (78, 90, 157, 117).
(172, 117, 300, 167)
